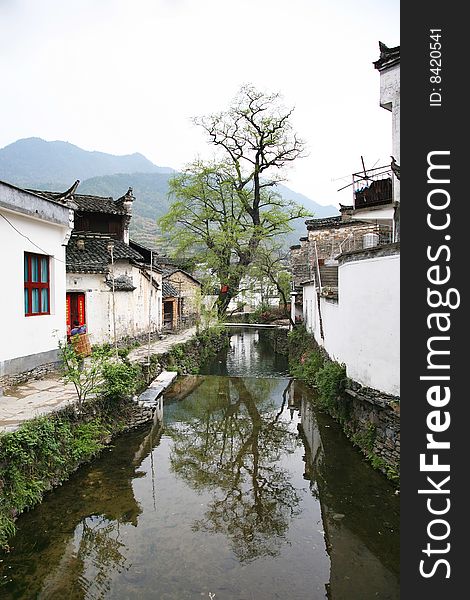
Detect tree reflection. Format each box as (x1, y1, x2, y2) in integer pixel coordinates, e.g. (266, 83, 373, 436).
(167, 376, 302, 562)
(77, 517, 127, 598)
(0, 425, 161, 599)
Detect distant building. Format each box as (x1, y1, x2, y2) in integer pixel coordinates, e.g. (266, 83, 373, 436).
(153, 256, 202, 330)
(0, 180, 73, 382)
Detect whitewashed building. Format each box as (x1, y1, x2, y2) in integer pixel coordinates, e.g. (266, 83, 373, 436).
(299, 43, 400, 396)
(33, 183, 163, 347)
(0, 180, 73, 380)
(66, 233, 162, 345)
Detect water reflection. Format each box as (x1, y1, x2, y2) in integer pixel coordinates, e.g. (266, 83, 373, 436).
(0, 422, 163, 599)
(201, 327, 290, 377)
(297, 382, 400, 599)
(166, 376, 301, 562)
(1, 329, 399, 599)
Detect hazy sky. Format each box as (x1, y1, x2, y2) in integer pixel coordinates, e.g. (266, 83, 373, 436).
(0, 0, 399, 207)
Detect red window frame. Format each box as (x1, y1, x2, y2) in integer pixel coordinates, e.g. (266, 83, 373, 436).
(24, 252, 50, 316)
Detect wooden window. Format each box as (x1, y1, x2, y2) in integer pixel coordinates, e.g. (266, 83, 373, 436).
(24, 252, 50, 316)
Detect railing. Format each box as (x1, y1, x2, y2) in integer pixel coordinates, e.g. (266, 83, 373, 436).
(352, 165, 393, 209)
(336, 224, 394, 255)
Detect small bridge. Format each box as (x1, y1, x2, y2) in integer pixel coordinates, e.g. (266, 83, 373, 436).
(222, 322, 289, 329)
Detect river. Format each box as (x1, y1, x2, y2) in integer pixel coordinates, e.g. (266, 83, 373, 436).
(0, 328, 399, 599)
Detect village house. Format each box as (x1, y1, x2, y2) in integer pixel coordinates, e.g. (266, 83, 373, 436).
(290, 209, 388, 325)
(227, 274, 281, 314)
(32, 182, 163, 346)
(0, 180, 73, 383)
(153, 256, 202, 330)
(291, 42, 400, 396)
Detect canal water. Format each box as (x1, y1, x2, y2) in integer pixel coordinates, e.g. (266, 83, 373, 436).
(0, 329, 399, 599)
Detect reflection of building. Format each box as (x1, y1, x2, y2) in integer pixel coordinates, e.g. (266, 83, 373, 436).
(297, 384, 400, 599)
(228, 274, 281, 313)
(0, 180, 73, 381)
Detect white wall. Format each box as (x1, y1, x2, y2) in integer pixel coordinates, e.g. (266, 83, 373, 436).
(303, 252, 399, 396)
(380, 62, 400, 204)
(0, 209, 70, 375)
(66, 262, 162, 346)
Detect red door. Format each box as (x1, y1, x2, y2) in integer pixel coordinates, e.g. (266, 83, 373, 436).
(66, 292, 86, 336)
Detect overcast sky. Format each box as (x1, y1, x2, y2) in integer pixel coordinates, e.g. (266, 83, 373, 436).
(0, 0, 399, 207)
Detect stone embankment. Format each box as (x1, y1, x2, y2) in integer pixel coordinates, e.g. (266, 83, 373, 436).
(343, 382, 400, 479)
(287, 326, 400, 482)
(128, 371, 177, 429)
(0, 326, 227, 548)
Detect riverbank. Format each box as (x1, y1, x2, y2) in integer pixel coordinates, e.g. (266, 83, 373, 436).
(286, 326, 400, 483)
(0, 326, 229, 548)
(0, 327, 201, 432)
(1, 327, 399, 599)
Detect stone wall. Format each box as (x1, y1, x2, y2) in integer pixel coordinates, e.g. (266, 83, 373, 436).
(0, 360, 59, 390)
(307, 221, 378, 260)
(289, 241, 311, 289)
(341, 383, 400, 476)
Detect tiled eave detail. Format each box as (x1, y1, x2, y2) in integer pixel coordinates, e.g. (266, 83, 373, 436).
(337, 242, 400, 266)
(306, 217, 369, 231)
(373, 42, 400, 71)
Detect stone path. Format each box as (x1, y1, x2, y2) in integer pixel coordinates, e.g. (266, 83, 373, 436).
(127, 327, 196, 363)
(0, 327, 197, 433)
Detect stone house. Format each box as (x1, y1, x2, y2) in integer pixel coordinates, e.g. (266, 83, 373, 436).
(289, 211, 381, 323)
(0, 180, 73, 383)
(160, 263, 201, 329)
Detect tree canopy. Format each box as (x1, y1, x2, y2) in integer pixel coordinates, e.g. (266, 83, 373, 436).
(160, 84, 310, 315)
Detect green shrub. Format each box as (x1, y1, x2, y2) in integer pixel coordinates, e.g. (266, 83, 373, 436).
(0, 402, 128, 549)
(291, 350, 324, 386)
(315, 361, 347, 409)
(100, 361, 142, 400)
(287, 325, 316, 366)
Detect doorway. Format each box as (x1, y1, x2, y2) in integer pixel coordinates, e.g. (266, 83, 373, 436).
(66, 292, 86, 336)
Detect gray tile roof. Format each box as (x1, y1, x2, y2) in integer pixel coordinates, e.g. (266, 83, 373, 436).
(66, 233, 144, 273)
(373, 42, 400, 71)
(162, 281, 178, 298)
(29, 189, 128, 215)
(305, 216, 343, 229)
(305, 216, 369, 231)
(105, 275, 136, 291)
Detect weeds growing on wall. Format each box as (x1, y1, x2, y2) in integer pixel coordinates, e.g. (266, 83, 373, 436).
(288, 326, 399, 483)
(288, 325, 347, 407)
(315, 361, 348, 410)
(164, 326, 230, 375)
(0, 399, 132, 549)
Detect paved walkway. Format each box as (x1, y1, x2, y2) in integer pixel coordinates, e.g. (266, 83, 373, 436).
(0, 327, 197, 433)
(127, 327, 196, 363)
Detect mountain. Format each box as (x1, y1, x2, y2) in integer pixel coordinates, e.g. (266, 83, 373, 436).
(0, 137, 338, 248)
(0, 137, 174, 188)
(78, 173, 338, 249)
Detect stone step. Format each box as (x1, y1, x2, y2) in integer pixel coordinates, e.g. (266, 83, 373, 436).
(319, 265, 338, 287)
